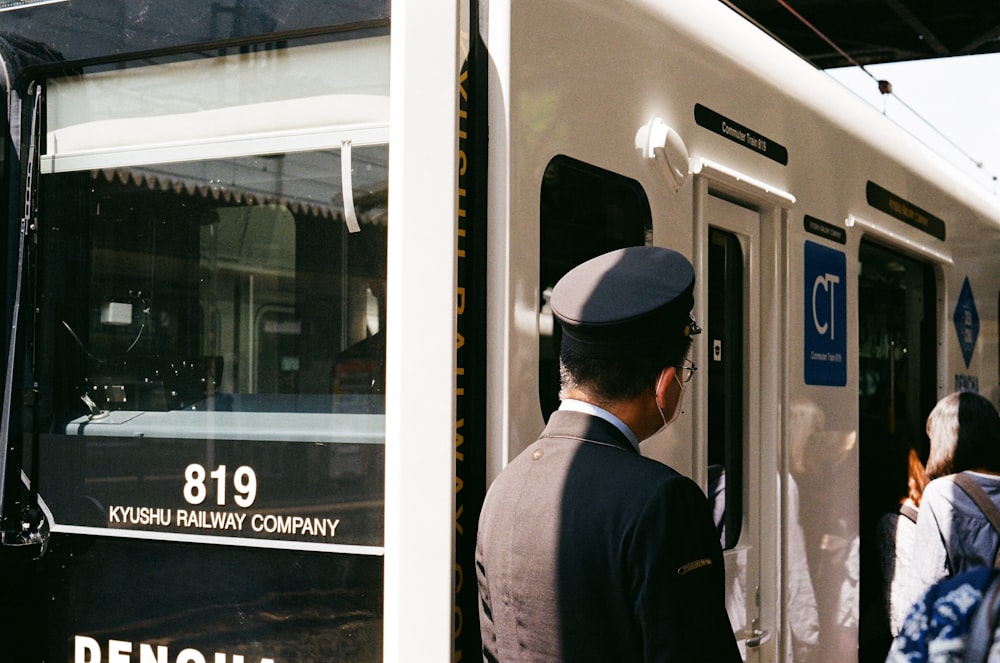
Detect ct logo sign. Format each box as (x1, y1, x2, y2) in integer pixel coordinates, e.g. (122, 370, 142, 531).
(804, 241, 847, 386)
(812, 272, 841, 339)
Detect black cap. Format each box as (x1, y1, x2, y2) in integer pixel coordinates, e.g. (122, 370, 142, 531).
(550, 246, 699, 361)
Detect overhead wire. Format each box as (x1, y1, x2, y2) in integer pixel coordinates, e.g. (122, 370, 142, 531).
(772, 0, 1000, 192)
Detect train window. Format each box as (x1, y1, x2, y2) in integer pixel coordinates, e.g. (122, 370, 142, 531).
(537, 155, 651, 419)
(707, 228, 744, 550)
(27, 36, 389, 559)
(42, 149, 388, 411)
(35, 144, 388, 522)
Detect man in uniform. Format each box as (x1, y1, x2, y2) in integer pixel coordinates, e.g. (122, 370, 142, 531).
(476, 246, 741, 662)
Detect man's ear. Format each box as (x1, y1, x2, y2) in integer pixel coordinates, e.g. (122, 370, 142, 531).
(655, 366, 677, 406)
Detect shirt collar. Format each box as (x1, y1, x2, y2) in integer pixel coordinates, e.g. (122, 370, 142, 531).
(558, 399, 641, 453)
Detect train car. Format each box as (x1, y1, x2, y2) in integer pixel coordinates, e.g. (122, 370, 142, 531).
(1, 0, 999, 661)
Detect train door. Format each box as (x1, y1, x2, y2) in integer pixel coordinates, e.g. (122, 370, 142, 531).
(857, 240, 937, 661)
(702, 192, 777, 661)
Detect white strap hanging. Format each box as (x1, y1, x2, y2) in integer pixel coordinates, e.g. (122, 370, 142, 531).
(341, 139, 361, 233)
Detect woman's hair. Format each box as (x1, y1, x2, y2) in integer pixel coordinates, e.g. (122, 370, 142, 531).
(906, 447, 930, 506)
(924, 391, 1000, 479)
(860, 415, 928, 511)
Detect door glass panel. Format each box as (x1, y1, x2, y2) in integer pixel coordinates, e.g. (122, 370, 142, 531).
(857, 241, 936, 443)
(707, 227, 744, 551)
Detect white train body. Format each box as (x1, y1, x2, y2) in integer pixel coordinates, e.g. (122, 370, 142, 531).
(486, 1, 1000, 660)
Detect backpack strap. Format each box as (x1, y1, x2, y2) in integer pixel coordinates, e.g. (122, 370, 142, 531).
(899, 503, 919, 524)
(951, 472, 1000, 568)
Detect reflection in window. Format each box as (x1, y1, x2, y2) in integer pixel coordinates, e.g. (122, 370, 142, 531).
(39, 146, 388, 424)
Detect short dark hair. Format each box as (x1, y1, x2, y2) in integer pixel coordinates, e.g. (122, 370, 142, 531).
(558, 336, 692, 404)
(925, 391, 1000, 479)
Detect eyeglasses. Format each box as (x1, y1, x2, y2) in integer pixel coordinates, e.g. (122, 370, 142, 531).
(686, 315, 702, 336)
(675, 359, 698, 383)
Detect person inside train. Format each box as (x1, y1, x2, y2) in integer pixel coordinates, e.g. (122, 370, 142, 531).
(878, 443, 929, 638)
(860, 413, 924, 660)
(475, 246, 740, 662)
(861, 418, 930, 648)
(900, 391, 1000, 614)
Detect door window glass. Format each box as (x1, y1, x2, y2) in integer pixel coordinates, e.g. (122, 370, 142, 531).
(707, 227, 744, 550)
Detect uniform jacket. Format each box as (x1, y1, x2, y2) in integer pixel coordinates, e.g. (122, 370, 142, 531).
(475, 409, 741, 662)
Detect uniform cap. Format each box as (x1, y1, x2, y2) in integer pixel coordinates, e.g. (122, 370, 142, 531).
(550, 246, 699, 361)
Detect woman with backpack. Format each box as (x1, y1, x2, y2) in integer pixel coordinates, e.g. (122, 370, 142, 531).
(887, 392, 1000, 661)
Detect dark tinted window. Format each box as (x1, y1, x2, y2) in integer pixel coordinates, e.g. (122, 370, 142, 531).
(538, 155, 651, 418)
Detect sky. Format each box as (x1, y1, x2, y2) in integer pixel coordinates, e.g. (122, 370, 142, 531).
(826, 53, 1000, 197)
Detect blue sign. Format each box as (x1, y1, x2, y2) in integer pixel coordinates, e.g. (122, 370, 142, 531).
(953, 277, 979, 369)
(804, 241, 847, 386)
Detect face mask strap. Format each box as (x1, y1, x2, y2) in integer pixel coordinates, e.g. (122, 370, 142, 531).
(654, 368, 683, 430)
